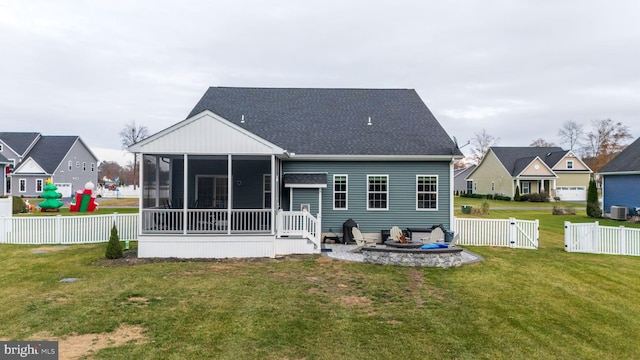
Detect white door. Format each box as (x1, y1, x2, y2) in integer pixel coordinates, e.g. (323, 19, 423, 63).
(556, 186, 586, 201)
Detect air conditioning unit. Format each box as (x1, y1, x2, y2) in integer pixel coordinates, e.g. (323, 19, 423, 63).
(610, 206, 628, 221)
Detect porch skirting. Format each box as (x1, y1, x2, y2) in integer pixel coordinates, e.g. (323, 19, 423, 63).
(138, 234, 319, 259)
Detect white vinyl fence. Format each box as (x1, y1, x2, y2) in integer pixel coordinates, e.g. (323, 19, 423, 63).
(0, 213, 138, 245)
(454, 217, 539, 249)
(564, 221, 640, 256)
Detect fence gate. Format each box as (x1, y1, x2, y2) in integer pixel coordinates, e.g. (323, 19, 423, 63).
(454, 217, 539, 249)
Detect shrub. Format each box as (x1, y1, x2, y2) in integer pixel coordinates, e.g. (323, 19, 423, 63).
(493, 195, 512, 201)
(587, 203, 602, 218)
(105, 223, 123, 259)
(586, 179, 600, 218)
(552, 206, 576, 215)
(480, 200, 490, 214)
(528, 192, 550, 202)
(514, 186, 521, 201)
(12, 196, 27, 214)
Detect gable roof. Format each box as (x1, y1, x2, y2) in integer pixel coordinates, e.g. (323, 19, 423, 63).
(454, 165, 475, 179)
(490, 147, 568, 176)
(0, 132, 40, 155)
(0, 153, 9, 164)
(20, 136, 82, 174)
(186, 87, 462, 157)
(600, 137, 640, 173)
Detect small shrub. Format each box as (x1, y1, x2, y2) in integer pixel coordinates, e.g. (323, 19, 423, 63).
(553, 196, 561, 202)
(587, 203, 602, 218)
(528, 192, 550, 202)
(586, 179, 600, 218)
(105, 223, 123, 259)
(552, 206, 576, 215)
(514, 186, 521, 201)
(480, 200, 490, 214)
(12, 196, 27, 214)
(493, 195, 512, 201)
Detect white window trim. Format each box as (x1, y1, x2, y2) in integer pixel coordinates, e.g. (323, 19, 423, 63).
(76, 161, 80, 168)
(567, 160, 574, 169)
(91, 162, 95, 172)
(35, 179, 43, 193)
(416, 175, 438, 211)
(19, 178, 26, 193)
(68, 160, 73, 171)
(522, 181, 530, 194)
(333, 174, 348, 210)
(82, 162, 87, 171)
(367, 174, 389, 211)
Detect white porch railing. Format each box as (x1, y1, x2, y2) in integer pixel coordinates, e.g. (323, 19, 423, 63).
(276, 210, 320, 248)
(140, 209, 272, 234)
(0, 213, 138, 245)
(564, 221, 640, 256)
(453, 217, 539, 249)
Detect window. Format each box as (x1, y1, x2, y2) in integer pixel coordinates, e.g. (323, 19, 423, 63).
(367, 175, 388, 210)
(19, 179, 26, 192)
(333, 175, 348, 210)
(567, 160, 574, 169)
(82, 162, 86, 171)
(522, 181, 530, 194)
(417, 175, 437, 210)
(466, 180, 473, 194)
(35, 179, 43, 192)
(263, 174, 271, 208)
(68, 161, 73, 171)
(91, 163, 95, 172)
(76, 161, 80, 168)
(491, 182, 495, 191)
(0, 144, 3, 151)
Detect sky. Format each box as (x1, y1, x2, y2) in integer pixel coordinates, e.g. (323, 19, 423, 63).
(1, 1, 639, 165)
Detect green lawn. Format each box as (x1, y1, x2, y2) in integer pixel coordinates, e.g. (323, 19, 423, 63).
(1, 209, 640, 359)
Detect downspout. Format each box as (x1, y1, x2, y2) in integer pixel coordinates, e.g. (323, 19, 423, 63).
(449, 159, 455, 232)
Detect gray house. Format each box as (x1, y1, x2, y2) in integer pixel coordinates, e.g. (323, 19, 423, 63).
(130, 87, 463, 259)
(0, 132, 98, 198)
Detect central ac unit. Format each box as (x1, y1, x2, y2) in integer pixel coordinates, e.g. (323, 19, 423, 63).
(610, 206, 628, 220)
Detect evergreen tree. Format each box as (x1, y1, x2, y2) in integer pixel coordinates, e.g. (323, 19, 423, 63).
(514, 186, 521, 201)
(106, 223, 123, 259)
(586, 179, 601, 218)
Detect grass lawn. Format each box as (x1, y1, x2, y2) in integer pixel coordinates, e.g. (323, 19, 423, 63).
(1, 209, 640, 358)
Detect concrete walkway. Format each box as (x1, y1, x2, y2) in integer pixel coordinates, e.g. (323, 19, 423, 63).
(321, 243, 483, 265)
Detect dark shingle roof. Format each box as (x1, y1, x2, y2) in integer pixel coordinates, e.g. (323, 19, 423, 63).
(21, 136, 79, 173)
(600, 137, 640, 173)
(0, 132, 40, 155)
(187, 87, 462, 156)
(491, 147, 567, 175)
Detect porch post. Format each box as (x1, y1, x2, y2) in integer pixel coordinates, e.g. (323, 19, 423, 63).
(155, 156, 160, 208)
(137, 153, 143, 235)
(183, 154, 188, 235)
(227, 154, 232, 235)
(271, 155, 276, 235)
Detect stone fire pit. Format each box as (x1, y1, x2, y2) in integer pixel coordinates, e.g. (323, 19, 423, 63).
(361, 246, 462, 268)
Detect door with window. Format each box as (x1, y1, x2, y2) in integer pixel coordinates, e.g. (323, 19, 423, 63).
(196, 176, 228, 208)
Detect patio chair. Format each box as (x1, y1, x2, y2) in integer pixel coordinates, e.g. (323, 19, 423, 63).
(430, 227, 445, 243)
(390, 226, 404, 241)
(352, 227, 377, 247)
(447, 233, 459, 247)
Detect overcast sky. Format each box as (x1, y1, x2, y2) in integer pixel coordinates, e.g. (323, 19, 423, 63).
(1, 1, 639, 164)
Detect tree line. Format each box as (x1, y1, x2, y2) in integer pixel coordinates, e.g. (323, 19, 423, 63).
(465, 119, 633, 172)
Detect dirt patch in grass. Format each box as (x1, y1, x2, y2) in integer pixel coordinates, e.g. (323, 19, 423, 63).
(1, 324, 148, 360)
(33, 246, 72, 252)
(340, 295, 372, 307)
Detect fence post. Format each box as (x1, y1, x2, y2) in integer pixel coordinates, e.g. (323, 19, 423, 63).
(564, 221, 571, 252)
(56, 215, 62, 244)
(509, 217, 516, 248)
(592, 221, 599, 253)
(534, 219, 539, 249)
(619, 226, 626, 255)
(0, 217, 5, 244)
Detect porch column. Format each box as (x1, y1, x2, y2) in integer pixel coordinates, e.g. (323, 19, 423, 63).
(138, 153, 144, 234)
(271, 155, 276, 235)
(155, 156, 160, 208)
(183, 154, 188, 235)
(227, 154, 232, 235)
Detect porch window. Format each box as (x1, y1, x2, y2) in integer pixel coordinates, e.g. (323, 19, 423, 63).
(522, 181, 530, 194)
(567, 160, 574, 169)
(35, 179, 43, 192)
(416, 175, 437, 210)
(19, 179, 26, 192)
(263, 174, 271, 208)
(333, 174, 348, 210)
(367, 175, 388, 210)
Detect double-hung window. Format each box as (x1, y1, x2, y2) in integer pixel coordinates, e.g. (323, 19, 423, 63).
(35, 179, 43, 193)
(333, 175, 348, 210)
(367, 175, 388, 210)
(19, 179, 26, 192)
(263, 174, 271, 208)
(417, 175, 438, 210)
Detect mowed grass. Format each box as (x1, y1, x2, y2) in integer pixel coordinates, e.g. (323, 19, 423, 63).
(1, 208, 640, 358)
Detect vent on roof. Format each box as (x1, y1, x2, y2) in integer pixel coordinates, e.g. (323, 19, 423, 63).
(610, 206, 628, 220)
(367, 117, 372, 126)
(241, 115, 245, 124)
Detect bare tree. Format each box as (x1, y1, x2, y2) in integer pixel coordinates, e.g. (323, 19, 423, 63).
(119, 121, 149, 188)
(529, 138, 555, 147)
(558, 120, 583, 150)
(580, 119, 632, 172)
(470, 129, 500, 164)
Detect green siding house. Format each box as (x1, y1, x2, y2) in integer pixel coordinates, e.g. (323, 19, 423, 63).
(130, 87, 463, 259)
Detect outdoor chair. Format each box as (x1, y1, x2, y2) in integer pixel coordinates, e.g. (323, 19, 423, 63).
(390, 226, 404, 241)
(430, 227, 445, 243)
(352, 227, 377, 247)
(447, 233, 459, 247)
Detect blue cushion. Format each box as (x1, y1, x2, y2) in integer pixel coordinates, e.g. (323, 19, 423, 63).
(421, 243, 448, 250)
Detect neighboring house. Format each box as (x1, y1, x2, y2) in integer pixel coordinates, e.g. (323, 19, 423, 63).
(0, 153, 10, 196)
(599, 137, 640, 217)
(0, 132, 98, 197)
(454, 165, 475, 194)
(130, 87, 463, 259)
(465, 147, 592, 201)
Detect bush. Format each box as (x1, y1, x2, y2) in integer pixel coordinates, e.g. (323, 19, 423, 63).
(12, 196, 27, 214)
(586, 179, 600, 218)
(528, 192, 550, 202)
(514, 186, 521, 201)
(471, 200, 491, 215)
(493, 195, 512, 201)
(105, 223, 123, 259)
(587, 203, 602, 218)
(552, 206, 576, 215)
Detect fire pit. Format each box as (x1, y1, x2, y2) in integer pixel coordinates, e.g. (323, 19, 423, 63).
(383, 239, 423, 249)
